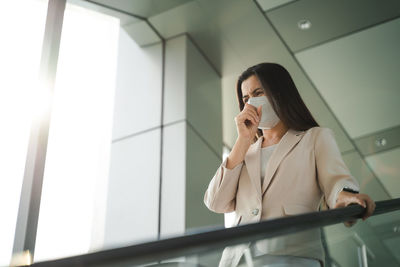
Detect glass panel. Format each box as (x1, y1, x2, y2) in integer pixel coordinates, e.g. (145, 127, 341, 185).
(324, 210, 400, 267)
(158, 210, 400, 267)
(34, 209, 400, 267)
(0, 0, 48, 265)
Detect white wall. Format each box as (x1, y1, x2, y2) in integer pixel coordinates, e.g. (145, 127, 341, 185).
(161, 121, 186, 238)
(161, 35, 187, 238)
(103, 28, 163, 249)
(111, 28, 163, 140)
(105, 129, 161, 246)
(163, 36, 187, 125)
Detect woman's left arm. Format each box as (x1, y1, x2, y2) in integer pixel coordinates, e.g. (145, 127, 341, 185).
(315, 127, 376, 227)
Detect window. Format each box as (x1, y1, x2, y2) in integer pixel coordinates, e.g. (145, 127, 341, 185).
(34, 2, 120, 261)
(0, 0, 48, 265)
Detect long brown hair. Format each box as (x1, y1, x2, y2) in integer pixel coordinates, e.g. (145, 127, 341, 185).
(236, 63, 319, 142)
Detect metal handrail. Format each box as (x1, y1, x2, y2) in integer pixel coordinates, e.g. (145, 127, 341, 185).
(31, 198, 400, 267)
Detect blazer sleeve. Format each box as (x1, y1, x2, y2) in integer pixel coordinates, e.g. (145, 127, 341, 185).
(315, 127, 360, 209)
(203, 157, 243, 213)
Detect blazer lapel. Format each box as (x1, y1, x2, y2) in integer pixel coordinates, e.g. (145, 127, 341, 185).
(244, 137, 263, 202)
(261, 129, 304, 195)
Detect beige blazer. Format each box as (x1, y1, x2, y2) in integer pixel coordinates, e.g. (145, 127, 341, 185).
(204, 127, 359, 267)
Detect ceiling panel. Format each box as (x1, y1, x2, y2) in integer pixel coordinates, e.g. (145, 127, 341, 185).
(70, 0, 142, 25)
(256, 0, 295, 12)
(295, 17, 400, 139)
(365, 148, 400, 199)
(266, 0, 400, 52)
(89, 0, 195, 18)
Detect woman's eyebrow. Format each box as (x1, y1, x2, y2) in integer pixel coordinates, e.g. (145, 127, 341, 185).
(242, 87, 262, 98)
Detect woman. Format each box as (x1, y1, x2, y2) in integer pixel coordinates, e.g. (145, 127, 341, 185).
(203, 63, 375, 267)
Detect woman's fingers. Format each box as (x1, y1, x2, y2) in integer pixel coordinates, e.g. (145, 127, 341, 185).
(244, 103, 260, 120)
(242, 104, 259, 125)
(245, 111, 259, 125)
(240, 111, 258, 126)
(257, 106, 262, 117)
(349, 194, 375, 221)
(352, 196, 366, 209)
(362, 195, 376, 220)
(335, 191, 376, 223)
(236, 110, 257, 126)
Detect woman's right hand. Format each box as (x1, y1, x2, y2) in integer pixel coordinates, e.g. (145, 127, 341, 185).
(225, 103, 262, 169)
(234, 103, 262, 142)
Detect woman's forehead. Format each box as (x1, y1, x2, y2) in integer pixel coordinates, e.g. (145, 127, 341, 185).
(241, 75, 261, 94)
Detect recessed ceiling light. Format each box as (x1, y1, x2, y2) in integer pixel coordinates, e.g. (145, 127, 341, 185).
(298, 19, 312, 30)
(375, 137, 387, 147)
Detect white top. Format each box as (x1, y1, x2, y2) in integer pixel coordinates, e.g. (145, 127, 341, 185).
(260, 144, 277, 184)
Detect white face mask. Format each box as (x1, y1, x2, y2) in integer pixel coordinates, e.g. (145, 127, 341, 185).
(247, 96, 280, 129)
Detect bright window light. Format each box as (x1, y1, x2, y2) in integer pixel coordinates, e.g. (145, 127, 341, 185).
(34, 2, 120, 261)
(0, 0, 48, 265)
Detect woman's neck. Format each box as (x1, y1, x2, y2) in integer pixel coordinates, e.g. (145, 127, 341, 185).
(261, 121, 288, 148)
